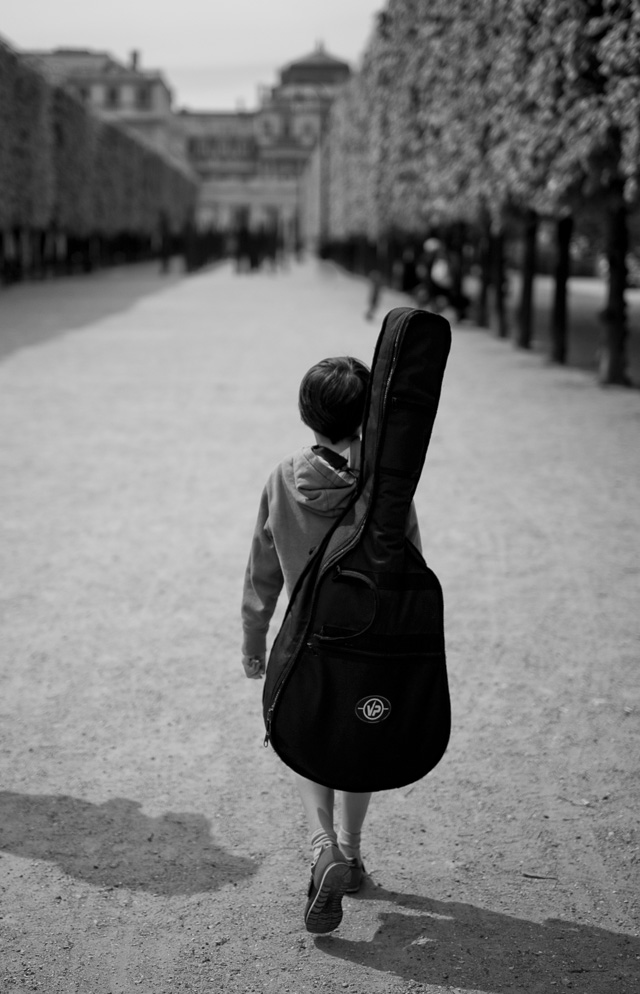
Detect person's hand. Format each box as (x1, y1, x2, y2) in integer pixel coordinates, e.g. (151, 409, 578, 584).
(242, 654, 265, 679)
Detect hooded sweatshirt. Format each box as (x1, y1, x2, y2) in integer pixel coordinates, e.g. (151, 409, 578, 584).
(241, 445, 421, 658)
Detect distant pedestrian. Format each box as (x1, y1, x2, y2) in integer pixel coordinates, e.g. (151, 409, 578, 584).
(182, 215, 197, 274)
(364, 269, 383, 321)
(235, 226, 250, 273)
(158, 212, 172, 275)
(400, 248, 417, 292)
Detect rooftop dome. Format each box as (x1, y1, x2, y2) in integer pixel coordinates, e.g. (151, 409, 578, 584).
(280, 42, 351, 86)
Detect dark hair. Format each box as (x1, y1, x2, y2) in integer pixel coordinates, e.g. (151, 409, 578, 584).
(298, 356, 369, 443)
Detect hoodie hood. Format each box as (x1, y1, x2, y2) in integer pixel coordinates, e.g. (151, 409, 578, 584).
(289, 446, 358, 517)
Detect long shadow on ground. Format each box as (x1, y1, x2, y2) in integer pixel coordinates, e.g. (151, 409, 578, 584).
(319, 884, 639, 993)
(0, 263, 188, 364)
(0, 791, 258, 896)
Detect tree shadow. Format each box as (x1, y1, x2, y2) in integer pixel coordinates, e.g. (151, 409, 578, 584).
(318, 884, 639, 993)
(0, 791, 258, 896)
(0, 263, 188, 364)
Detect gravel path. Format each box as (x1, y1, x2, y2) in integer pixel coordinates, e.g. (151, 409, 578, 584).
(1, 260, 639, 993)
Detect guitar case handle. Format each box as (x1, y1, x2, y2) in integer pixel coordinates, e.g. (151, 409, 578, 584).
(314, 567, 380, 643)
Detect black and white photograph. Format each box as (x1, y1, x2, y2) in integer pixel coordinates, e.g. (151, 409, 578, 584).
(1, 2, 639, 991)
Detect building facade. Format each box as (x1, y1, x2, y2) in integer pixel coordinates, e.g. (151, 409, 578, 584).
(23, 43, 351, 248)
(23, 48, 188, 168)
(178, 44, 350, 246)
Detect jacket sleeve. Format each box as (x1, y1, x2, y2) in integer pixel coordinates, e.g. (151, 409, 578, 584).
(241, 485, 284, 657)
(406, 500, 422, 553)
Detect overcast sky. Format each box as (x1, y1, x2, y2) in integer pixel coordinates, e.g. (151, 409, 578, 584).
(2, 0, 383, 110)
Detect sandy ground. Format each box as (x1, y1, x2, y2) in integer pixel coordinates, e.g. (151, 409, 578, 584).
(0, 259, 639, 994)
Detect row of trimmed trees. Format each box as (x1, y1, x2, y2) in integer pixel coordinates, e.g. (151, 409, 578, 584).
(0, 40, 199, 282)
(310, 0, 640, 385)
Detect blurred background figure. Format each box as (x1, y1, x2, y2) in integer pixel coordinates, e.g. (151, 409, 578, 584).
(158, 211, 172, 275)
(365, 268, 383, 321)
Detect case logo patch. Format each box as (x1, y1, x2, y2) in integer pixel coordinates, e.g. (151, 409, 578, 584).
(356, 696, 391, 723)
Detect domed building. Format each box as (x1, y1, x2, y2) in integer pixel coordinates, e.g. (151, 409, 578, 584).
(179, 44, 351, 249)
(278, 43, 352, 90)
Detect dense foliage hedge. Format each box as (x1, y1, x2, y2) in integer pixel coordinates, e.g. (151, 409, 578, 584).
(323, 0, 640, 234)
(0, 40, 196, 238)
(316, 0, 640, 383)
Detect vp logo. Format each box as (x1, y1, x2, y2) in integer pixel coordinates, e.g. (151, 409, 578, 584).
(356, 696, 391, 724)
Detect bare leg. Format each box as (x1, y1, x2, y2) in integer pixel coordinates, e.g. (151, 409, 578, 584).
(292, 772, 335, 838)
(338, 791, 372, 859)
(341, 791, 372, 832)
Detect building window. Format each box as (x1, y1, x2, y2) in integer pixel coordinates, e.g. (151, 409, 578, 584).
(105, 86, 120, 109)
(136, 85, 152, 110)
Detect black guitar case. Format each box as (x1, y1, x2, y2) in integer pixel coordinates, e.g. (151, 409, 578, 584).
(262, 306, 452, 792)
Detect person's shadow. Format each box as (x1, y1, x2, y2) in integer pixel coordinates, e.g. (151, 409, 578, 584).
(0, 791, 258, 896)
(319, 884, 639, 993)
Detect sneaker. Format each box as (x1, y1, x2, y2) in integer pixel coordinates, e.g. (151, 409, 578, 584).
(304, 844, 350, 934)
(345, 856, 366, 894)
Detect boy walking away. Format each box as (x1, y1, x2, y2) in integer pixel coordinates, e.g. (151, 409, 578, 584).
(241, 357, 421, 933)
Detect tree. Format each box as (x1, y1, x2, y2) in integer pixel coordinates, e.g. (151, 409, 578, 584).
(508, 0, 639, 382)
(319, 0, 639, 385)
(1, 38, 198, 281)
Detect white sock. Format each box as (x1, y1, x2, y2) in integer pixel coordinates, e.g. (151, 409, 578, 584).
(337, 828, 361, 861)
(310, 828, 337, 864)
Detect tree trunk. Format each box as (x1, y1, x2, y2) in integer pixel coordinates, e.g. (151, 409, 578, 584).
(475, 226, 491, 328)
(358, 236, 368, 276)
(599, 196, 630, 385)
(489, 230, 508, 339)
(449, 222, 466, 319)
(550, 215, 573, 365)
(13, 228, 24, 283)
(376, 235, 389, 281)
(33, 230, 46, 279)
(516, 210, 538, 349)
